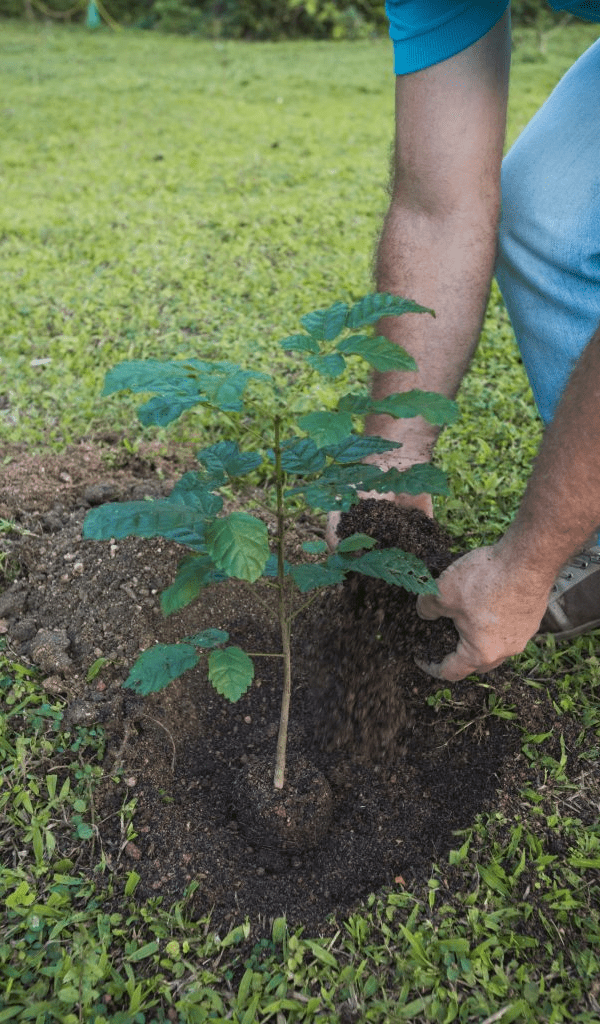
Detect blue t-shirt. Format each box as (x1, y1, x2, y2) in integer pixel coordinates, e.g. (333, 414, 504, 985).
(386, 0, 600, 75)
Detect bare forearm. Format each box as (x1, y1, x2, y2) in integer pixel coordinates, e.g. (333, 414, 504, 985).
(499, 326, 600, 582)
(367, 13, 509, 467)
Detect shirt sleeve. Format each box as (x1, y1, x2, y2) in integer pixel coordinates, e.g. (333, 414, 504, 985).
(386, 0, 509, 75)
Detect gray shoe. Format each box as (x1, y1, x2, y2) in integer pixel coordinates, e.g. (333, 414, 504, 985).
(539, 544, 600, 640)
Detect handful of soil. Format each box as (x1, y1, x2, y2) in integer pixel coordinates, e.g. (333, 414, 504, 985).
(309, 500, 460, 762)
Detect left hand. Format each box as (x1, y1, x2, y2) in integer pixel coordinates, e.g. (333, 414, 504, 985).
(415, 545, 551, 681)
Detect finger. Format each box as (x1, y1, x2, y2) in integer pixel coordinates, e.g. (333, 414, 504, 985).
(415, 650, 476, 683)
(325, 512, 341, 552)
(415, 593, 442, 621)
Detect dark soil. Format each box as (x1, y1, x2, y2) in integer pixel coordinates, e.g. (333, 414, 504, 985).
(0, 442, 578, 936)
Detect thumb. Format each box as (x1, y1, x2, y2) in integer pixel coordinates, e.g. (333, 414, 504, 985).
(416, 592, 441, 621)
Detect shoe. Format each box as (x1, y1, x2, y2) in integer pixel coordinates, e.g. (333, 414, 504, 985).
(538, 543, 600, 640)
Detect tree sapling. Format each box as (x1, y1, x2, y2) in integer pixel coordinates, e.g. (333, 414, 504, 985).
(83, 292, 458, 789)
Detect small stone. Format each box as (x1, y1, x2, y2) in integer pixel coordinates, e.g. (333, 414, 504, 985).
(125, 777, 137, 787)
(72, 562, 84, 574)
(0, 620, 7, 634)
(41, 675, 68, 695)
(256, 866, 265, 876)
(124, 842, 142, 860)
(244, 715, 251, 724)
(84, 482, 118, 506)
(10, 616, 37, 642)
(30, 628, 73, 676)
(0, 586, 27, 618)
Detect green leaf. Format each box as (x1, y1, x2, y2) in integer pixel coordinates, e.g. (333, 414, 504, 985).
(348, 549, 438, 594)
(290, 563, 346, 593)
(206, 513, 269, 582)
(160, 555, 227, 616)
(137, 392, 206, 427)
(268, 438, 326, 475)
(83, 500, 206, 548)
(337, 334, 417, 372)
(285, 480, 359, 513)
(123, 644, 200, 695)
(345, 292, 434, 329)
(103, 358, 269, 416)
(182, 359, 270, 412)
(300, 301, 349, 340)
(477, 863, 510, 897)
(102, 359, 200, 398)
(279, 333, 319, 354)
(208, 647, 254, 701)
(298, 410, 353, 447)
(373, 390, 459, 427)
(169, 472, 224, 516)
(262, 554, 291, 577)
(306, 352, 347, 378)
(196, 441, 263, 479)
(325, 434, 403, 464)
(127, 941, 160, 962)
(375, 464, 449, 496)
(186, 628, 229, 648)
(337, 392, 373, 416)
(304, 939, 338, 967)
(302, 540, 328, 554)
(337, 533, 377, 553)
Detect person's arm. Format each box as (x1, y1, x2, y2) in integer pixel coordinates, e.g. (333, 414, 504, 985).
(416, 326, 600, 681)
(364, 11, 511, 512)
(326, 13, 510, 549)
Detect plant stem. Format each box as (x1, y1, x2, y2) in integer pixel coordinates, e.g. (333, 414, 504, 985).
(273, 415, 292, 790)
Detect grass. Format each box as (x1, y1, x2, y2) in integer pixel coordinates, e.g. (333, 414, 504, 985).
(2, 15, 600, 1022)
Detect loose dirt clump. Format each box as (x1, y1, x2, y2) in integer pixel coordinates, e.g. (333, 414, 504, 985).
(0, 442, 576, 935)
(311, 500, 460, 761)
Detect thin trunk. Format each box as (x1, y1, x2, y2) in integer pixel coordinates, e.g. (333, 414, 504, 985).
(272, 415, 291, 790)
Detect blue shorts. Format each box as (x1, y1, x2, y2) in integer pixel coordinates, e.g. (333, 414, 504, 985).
(386, 0, 600, 76)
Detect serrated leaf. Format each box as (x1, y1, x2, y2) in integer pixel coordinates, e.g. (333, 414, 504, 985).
(285, 480, 359, 513)
(104, 358, 269, 416)
(123, 644, 199, 695)
(348, 549, 437, 594)
(375, 464, 450, 496)
(298, 410, 353, 447)
(102, 359, 201, 398)
(300, 301, 349, 340)
(321, 462, 384, 490)
(267, 438, 326, 475)
(279, 333, 319, 354)
(206, 513, 269, 582)
(345, 292, 434, 329)
(306, 353, 347, 378)
(196, 441, 263, 479)
(208, 647, 254, 701)
(337, 334, 417, 372)
(373, 390, 459, 426)
(160, 555, 226, 616)
(185, 628, 229, 648)
(290, 563, 346, 593)
(169, 472, 224, 515)
(302, 540, 328, 554)
(337, 533, 377, 553)
(83, 500, 206, 548)
(137, 392, 206, 427)
(325, 434, 402, 464)
(182, 359, 270, 412)
(337, 392, 373, 416)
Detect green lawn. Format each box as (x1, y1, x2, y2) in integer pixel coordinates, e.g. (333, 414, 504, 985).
(2, 17, 600, 1023)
